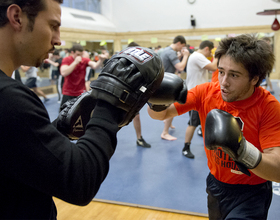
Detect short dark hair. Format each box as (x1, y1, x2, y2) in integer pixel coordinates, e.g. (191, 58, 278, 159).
(173, 35, 186, 45)
(128, 42, 140, 47)
(215, 34, 275, 87)
(199, 40, 214, 50)
(72, 44, 84, 52)
(0, 0, 63, 31)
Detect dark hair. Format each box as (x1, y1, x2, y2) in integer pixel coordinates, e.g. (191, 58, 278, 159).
(215, 34, 275, 87)
(72, 44, 84, 52)
(173, 35, 186, 45)
(53, 49, 60, 56)
(199, 40, 214, 50)
(0, 0, 63, 31)
(128, 42, 140, 47)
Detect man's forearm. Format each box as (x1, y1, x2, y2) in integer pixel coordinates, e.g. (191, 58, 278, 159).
(251, 147, 280, 182)
(147, 106, 169, 120)
(61, 62, 78, 77)
(89, 59, 104, 70)
(176, 55, 188, 72)
(46, 59, 59, 67)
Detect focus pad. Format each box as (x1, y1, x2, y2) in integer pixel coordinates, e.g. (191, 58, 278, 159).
(90, 46, 164, 127)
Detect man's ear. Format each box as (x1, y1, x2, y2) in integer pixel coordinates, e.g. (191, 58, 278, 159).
(252, 75, 259, 86)
(6, 4, 23, 31)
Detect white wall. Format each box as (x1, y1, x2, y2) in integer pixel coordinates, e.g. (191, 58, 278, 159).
(100, 0, 113, 22)
(61, 6, 116, 32)
(100, 0, 280, 32)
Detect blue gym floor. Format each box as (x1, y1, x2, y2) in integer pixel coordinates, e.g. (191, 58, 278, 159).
(44, 81, 280, 219)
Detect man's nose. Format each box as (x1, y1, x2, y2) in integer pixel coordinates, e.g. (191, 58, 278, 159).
(52, 30, 61, 46)
(220, 75, 229, 87)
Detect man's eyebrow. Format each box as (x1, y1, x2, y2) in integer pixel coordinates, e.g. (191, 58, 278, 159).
(51, 20, 61, 26)
(218, 66, 243, 75)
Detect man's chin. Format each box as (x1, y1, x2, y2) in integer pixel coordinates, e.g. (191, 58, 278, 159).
(222, 95, 235, 103)
(221, 94, 228, 101)
(35, 60, 43, 68)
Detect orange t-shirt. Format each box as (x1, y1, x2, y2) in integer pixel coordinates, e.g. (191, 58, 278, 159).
(174, 81, 280, 185)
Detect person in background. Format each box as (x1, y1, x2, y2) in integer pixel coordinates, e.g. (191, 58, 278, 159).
(83, 50, 98, 92)
(12, 68, 23, 83)
(127, 41, 152, 148)
(45, 49, 63, 102)
(182, 40, 218, 158)
(60, 43, 107, 107)
(100, 46, 110, 66)
(154, 45, 162, 53)
(59, 48, 69, 59)
(160, 35, 190, 141)
(21, 65, 50, 103)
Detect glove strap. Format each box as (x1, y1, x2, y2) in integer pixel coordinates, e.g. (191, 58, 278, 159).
(239, 140, 262, 169)
(91, 80, 138, 107)
(147, 103, 170, 112)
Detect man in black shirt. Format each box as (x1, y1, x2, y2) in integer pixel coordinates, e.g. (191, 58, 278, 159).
(0, 1, 163, 219)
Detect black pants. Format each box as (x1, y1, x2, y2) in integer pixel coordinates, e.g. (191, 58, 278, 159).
(206, 173, 272, 220)
(188, 110, 200, 127)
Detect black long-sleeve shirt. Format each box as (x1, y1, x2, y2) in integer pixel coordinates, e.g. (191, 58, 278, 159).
(0, 70, 121, 219)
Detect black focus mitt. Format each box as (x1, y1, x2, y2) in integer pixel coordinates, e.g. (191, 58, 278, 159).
(90, 46, 164, 127)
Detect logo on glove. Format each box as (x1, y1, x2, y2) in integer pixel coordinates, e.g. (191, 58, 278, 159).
(73, 115, 84, 133)
(120, 47, 153, 64)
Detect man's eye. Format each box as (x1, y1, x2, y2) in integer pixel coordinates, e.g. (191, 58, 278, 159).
(51, 25, 58, 30)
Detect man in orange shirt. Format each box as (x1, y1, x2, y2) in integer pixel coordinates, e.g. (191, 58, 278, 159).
(148, 34, 280, 219)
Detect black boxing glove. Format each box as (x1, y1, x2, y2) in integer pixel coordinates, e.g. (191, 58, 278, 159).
(204, 109, 262, 176)
(147, 72, 188, 112)
(90, 47, 164, 127)
(56, 91, 97, 140)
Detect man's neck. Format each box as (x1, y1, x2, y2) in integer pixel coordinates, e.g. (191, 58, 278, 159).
(197, 49, 206, 57)
(170, 44, 177, 51)
(0, 32, 17, 77)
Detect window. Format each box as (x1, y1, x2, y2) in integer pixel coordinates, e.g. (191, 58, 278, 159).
(61, 0, 101, 14)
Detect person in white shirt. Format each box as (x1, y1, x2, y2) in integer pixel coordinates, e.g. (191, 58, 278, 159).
(183, 40, 218, 158)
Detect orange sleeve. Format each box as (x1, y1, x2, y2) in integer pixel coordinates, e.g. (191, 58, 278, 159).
(174, 89, 197, 115)
(258, 97, 280, 150)
(174, 83, 212, 115)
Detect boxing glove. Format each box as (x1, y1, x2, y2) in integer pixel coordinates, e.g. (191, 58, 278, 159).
(204, 109, 262, 175)
(147, 72, 188, 112)
(90, 46, 164, 127)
